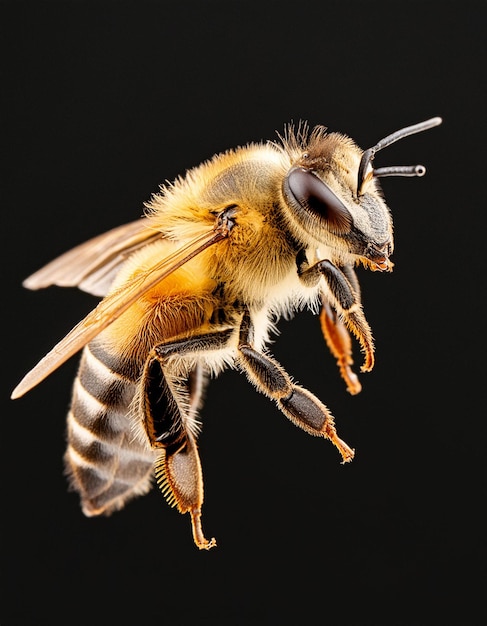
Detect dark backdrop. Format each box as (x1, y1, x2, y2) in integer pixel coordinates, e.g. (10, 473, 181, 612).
(2, 2, 485, 625)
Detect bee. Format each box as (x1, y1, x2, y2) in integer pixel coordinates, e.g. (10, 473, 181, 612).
(12, 116, 442, 550)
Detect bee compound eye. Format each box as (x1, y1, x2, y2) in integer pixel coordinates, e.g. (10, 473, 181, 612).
(285, 168, 353, 235)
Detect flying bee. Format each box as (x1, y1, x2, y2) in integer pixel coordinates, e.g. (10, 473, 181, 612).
(12, 116, 442, 550)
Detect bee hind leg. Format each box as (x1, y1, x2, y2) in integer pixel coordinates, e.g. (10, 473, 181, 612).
(141, 329, 234, 550)
(154, 435, 216, 550)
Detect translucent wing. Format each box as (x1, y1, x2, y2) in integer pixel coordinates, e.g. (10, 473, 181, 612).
(12, 222, 232, 399)
(23, 218, 161, 297)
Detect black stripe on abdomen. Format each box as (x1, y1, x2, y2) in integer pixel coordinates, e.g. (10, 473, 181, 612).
(65, 343, 155, 515)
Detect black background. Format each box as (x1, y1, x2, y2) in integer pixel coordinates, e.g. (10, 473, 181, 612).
(2, 2, 486, 625)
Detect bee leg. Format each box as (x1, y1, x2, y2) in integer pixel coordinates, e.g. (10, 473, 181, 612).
(154, 435, 216, 551)
(319, 298, 362, 395)
(141, 329, 233, 550)
(298, 256, 375, 373)
(238, 311, 354, 463)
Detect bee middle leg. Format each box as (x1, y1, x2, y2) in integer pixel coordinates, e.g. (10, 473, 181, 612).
(140, 328, 234, 550)
(237, 311, 354, 463)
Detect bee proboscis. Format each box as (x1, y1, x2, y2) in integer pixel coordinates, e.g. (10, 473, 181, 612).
(12, 116, 442, 549)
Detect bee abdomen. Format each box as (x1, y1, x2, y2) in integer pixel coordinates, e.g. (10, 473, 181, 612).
(65, 343, 156, 516)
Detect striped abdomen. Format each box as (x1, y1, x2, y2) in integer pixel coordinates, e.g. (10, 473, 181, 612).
(65, 339, 156, 516)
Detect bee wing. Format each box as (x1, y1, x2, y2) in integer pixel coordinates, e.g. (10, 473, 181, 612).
(23, 218, 162, 297)
(12, 226, 227, 399)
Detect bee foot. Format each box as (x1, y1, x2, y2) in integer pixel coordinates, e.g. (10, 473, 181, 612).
(334, 436, 355, 464)
(190, 508, 217, 550)
(342, 365, 362, 395)
(197, 537, 217, 551)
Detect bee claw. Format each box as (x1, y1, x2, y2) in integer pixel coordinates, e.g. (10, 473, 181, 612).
(197, 537, 217, 551)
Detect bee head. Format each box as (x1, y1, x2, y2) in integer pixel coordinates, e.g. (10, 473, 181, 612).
(281, 117, 442, 271)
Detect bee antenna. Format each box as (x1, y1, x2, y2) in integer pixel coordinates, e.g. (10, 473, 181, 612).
(358, 117, 442, 195)
(373, 164, 426, 178)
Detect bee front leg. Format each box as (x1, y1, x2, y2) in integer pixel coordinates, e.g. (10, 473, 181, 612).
(237, 311, 354, 463)
(298, 256, 375, 374)
(318, 265, 364, 395)
(140, 329, 233, 550)
(319, 299, 362, 395)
